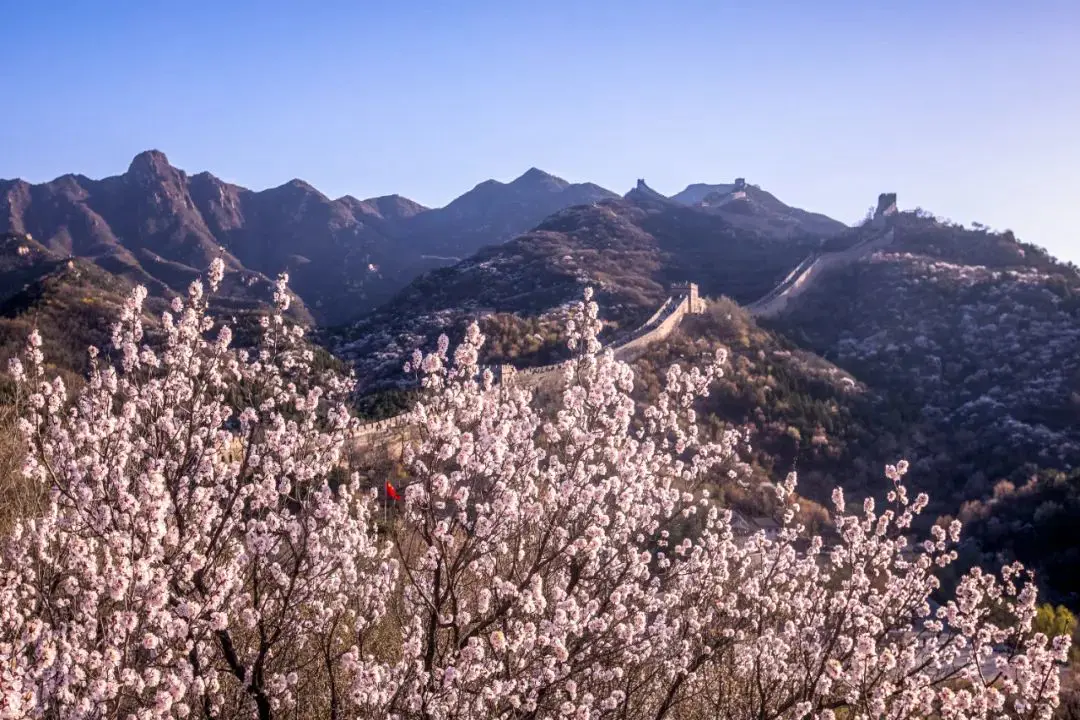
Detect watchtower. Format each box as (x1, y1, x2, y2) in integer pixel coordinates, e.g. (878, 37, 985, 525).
(671, 282, 704, 314)
(873, 193, 898, 227)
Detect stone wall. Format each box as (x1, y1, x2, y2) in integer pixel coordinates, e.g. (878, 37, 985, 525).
(745, 254, 819, 313)
(748, 228, 895, 318)
(350, 283, 706, 450)
(613, 296, 691, 361)
(500, 361, 568, 392)
(353, 411, 413, 439)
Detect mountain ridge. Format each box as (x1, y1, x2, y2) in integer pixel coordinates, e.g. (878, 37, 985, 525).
(4, 158, 1080, 606)
(330, 192, 842, 391)
(1, 154, 628, 324)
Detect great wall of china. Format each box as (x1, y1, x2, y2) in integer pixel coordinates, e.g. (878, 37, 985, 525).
(352, 194, 899, 444)
(352, 281, 708, 440)
(747, 193, 897, 317)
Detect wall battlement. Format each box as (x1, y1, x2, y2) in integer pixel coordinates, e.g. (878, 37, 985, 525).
(669, 282, 704, 314)
(874, 193, 898, 227)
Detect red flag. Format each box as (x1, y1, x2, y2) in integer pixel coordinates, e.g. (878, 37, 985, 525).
(385, 481, 400, 502)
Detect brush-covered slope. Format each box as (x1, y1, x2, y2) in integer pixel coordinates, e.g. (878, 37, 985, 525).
(771, 212, 1080, 488)
(0, 230, 311, 386)
(332, 196, 830, 391)
(631, 299, 906, 515)
(0, 232, 158, 390)
(764, 212, 1080, 602)
(670, 180, 848, 238)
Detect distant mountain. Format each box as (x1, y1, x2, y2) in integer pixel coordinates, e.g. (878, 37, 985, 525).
(398, 167, 620, 259)
(1, 154, 626, 325)
(338, 194, 428, 223)
(331, 193, 839, 391)
(671, 178, 847, 238)
(671, 182, 737, 206)
(623, 179, 677, 210)
(0, 150, 396, 323)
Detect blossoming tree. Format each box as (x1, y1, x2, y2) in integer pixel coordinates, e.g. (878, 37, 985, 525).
(0, 265, 1070, 719)
(1, 264, 397, 719)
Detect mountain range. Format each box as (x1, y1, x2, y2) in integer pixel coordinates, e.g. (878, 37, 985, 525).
(1, 152, 845, 326)
(2, 151, 1080, 608)
(331, 193, 862, 390)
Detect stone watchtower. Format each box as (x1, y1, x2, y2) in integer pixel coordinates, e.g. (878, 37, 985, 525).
(671, 282, 704, 314)
(873, 193, 898, 227)
(734, 177, 747, 191)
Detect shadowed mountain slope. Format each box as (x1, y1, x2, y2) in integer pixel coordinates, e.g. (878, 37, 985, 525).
(1, 154, 626, 325)
(331, 195, 833, 390)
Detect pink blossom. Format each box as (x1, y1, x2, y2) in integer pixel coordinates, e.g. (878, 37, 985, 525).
(0, 277, 1068, 720)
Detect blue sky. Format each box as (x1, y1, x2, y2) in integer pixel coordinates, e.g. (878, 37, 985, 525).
(2, 1, 1078, 261)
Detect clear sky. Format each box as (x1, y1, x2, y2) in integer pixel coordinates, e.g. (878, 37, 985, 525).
(2, 1, 1078, 262)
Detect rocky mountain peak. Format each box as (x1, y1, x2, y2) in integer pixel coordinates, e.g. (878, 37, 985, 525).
(127, 149, 174, 178)
(281, 178, 322, 195)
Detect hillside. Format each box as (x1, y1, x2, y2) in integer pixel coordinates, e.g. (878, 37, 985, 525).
(0, 154, 623, 325)
(628, 298, 908, 525)
(771, 212, 1080, 488)
(669, 178, 848, 238)
(330, 195, 835, 391)
(0, 232, 157, 394)
(765, 211, 1080, 603)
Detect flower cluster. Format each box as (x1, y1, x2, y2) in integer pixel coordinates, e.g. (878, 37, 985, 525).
(1, 261, 396, 719)
(0, 272, 1070, 719)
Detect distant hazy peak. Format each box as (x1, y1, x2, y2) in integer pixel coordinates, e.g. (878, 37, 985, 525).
(282, 178, 321, 193)
(671, 182, 738, 206)
(624, 179, 675, 208)
(510, 167, 570, 190)
(372, 192, 427, 209)
(345, 194, 429, 220)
